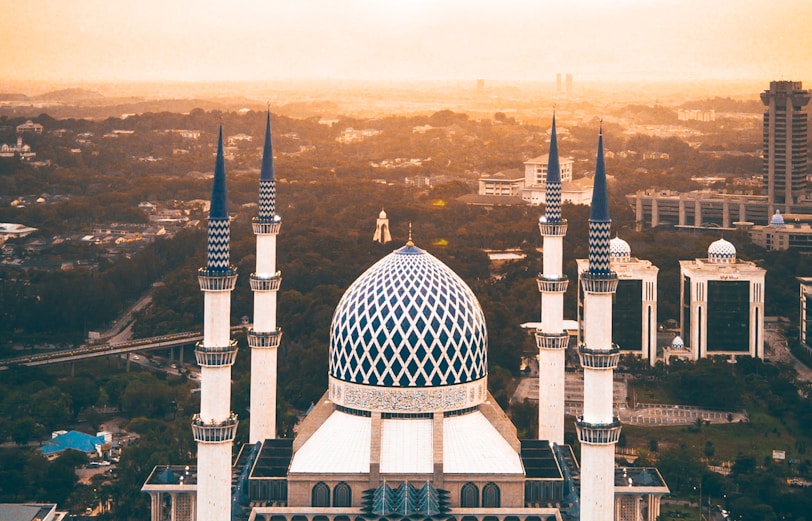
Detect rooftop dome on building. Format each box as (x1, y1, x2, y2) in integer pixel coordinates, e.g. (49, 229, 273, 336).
(610, 236, 631, 260)
(328, 242, 488, 414)
(770, 210, 785, 227)
(708, 238, 736, 263)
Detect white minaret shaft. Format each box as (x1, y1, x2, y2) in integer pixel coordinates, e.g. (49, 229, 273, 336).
(536, 114, 568, 446)
(578, 126, 621, 521)
(194, 126, 239, 521)
(249, 111, 282, 443)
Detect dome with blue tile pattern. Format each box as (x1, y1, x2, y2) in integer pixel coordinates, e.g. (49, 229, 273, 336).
(329, 243, 488, 393)
(708, 238, 736, 263)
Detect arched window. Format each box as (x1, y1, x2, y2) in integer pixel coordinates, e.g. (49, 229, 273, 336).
(334, 482, 352, 507)
(482, 482, 500, 507)
(311, 482, 330, 507)
(460, 482, 479, 508)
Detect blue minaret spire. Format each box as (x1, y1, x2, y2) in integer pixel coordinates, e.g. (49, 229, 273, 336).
(206, 125, 230, 272)
(258, 110, 276, 220)
(545, 113, 563, 222)
(588, 123, 612, 275)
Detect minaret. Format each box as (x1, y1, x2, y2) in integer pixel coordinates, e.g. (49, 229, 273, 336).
(249, 110, 283, 443)
(373, 208, 392, 244)
(193, 126, 239, 521)
(577, 125, 621, 521)
(536, 114, 568, 445)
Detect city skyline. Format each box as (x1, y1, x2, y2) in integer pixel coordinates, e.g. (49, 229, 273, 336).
(1, 0, 810, 86)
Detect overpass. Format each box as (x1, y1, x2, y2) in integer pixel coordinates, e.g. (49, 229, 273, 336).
(0, 325, 250, 370)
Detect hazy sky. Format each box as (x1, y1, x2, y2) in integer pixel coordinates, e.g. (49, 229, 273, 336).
(2, 0, 810, 84)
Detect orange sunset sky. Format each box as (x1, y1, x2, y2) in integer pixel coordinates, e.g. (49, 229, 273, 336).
(1, 0, 810, 85)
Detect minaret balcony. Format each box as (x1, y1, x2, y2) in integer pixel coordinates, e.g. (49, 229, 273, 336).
(248, 328, 282, 349)
(578, 344, 621, 369)
(252, 217, 281, 235)
(537, 275, 569, 293)
(191, 413, 238, 443)
(538, 219, 568, 237)
(194, 340, 238, 367)
(535, 331, 569, 350)
(575, 416, 622, 445)
(580, 271, 618, 294)
(250, 272, 282, 292)
(197, 267, 238, 291)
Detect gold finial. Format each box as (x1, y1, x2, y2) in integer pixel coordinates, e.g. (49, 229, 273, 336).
(406, 222, 414, 246)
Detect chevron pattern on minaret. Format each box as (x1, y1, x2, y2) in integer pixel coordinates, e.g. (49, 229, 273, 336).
(545, 114, 563, 223)
(587, 220, 612, 275)
(258, 179, 276, 221)
(206, 218, 230, 271)
(258, 110, 277, 221)
(587, 125, 613, 277)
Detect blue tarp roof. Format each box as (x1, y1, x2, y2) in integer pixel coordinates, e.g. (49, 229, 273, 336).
(39, 430, 105, 456)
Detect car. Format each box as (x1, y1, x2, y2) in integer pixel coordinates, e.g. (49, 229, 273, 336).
(132, 355, 141, 360)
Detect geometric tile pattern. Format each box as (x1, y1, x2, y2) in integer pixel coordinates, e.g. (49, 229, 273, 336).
(588, 220, 612, 275)
(206, 126, 230, 271)
(707, 238, 736, 263)
(330, 244, 487, 388)
(588, 127, 612, 275)
(545, 114, 563, 223)
(609, 236, 631, 260)
(258, 111, 277, 220)
(258, 180, 276, 220)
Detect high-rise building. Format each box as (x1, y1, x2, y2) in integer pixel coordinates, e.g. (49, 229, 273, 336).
(679, 238, 766, 360)
(577, 236, 659, 366)
(761, 81, 810, 214)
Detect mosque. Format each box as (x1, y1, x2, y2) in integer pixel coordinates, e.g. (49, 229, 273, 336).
(142, 113, 669, 521)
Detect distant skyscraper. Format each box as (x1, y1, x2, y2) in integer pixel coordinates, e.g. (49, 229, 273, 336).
(761, 81, 810, 214)
(565, 74, 573, 95)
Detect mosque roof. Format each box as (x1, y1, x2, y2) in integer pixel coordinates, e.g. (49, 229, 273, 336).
(288, 409, 524, 476)
(329, 243, 487, 403)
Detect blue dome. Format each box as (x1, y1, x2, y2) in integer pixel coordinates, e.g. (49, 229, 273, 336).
(329, 243, 488, 389)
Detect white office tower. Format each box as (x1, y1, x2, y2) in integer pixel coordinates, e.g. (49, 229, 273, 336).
(578, 127, 622, 521)
(536, 115, 568, 445)
(249, 111, 283, 443)
(193, 126, 239, 521)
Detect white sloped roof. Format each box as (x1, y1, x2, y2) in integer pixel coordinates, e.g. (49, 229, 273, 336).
(289, 410, 370, 473)
(380, 418, 433, 474)
(443, 411, 524, 474)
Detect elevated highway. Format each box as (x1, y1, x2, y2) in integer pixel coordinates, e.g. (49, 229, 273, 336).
(0, 325, 249, 370)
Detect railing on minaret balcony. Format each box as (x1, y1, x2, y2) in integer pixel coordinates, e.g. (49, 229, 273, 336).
(247, 328, 282, 349)
(575, 416, 622, 445)
(194, 340, 239, 367)
(537, 274, 569, 293)
(580, 271, 618, 294)
(249, 272, 282, 292)
(578, 344, 621, 369)
(252, 217, 281, 235)
(197, 267, 238, 292)
(191, 413, 239, 443)
(538, 218, 568, 237)
(536, 330, 569, 350)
